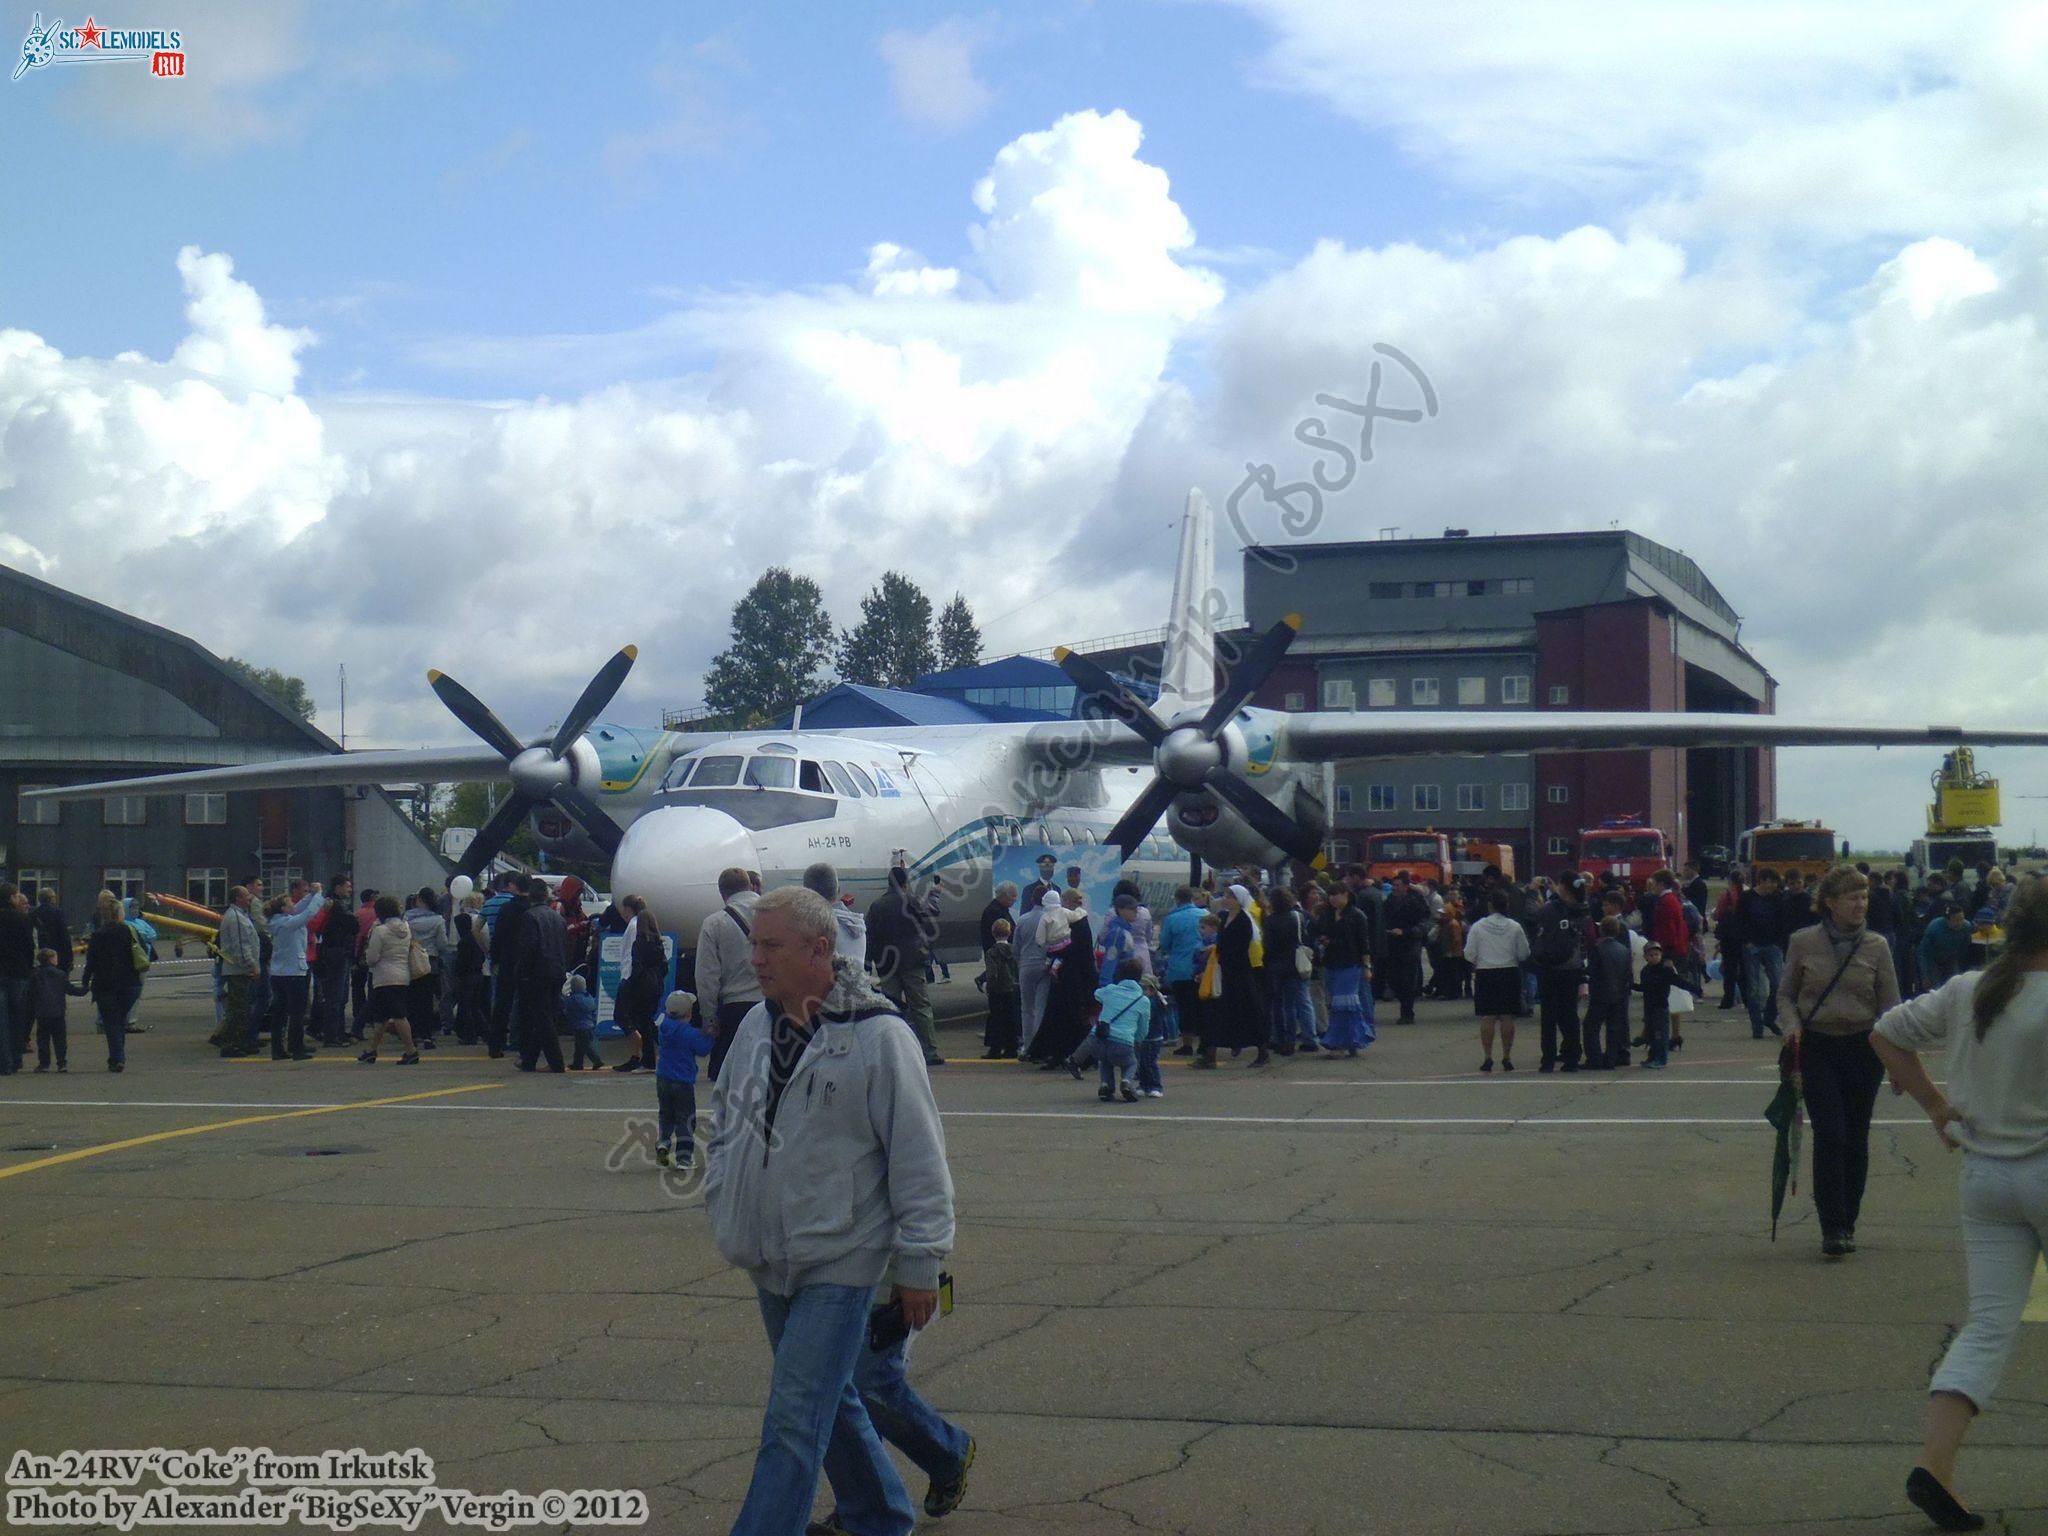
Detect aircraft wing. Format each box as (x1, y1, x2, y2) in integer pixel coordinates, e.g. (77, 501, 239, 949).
(1018, 718, 1156, 769)
(23, 744, 518, 802)
(1280, 710, 2048, 760)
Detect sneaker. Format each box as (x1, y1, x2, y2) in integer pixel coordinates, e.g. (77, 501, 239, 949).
(1119, 1081, 1139, 1103)
(656, 1145, 671, 1167)
(1066, 1059, 1084, 1081)
(924, 1435, 975, 1517)
(1098, 1086, 1114, 1101)
(291, 1052, 315, 1061)
(1144, 1088, 1164, 1098)
(1822, 1234, 1849, 1258)
(33, 1063, 48, 1073)
(57, 1064, 67, 1073)
(357, 1051, 377, 1064)
(612, 1058, 640, 1073)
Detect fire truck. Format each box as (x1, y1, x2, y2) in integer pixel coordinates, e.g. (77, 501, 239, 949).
(1366, 831, 1518, 885)
(1577, 816, 1671, 882)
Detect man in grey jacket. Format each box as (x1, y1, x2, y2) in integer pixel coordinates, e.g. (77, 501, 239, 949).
(696, 866, 762, 1082)
(212, 886, 261, 1058)
(706, 885, 955, 1536)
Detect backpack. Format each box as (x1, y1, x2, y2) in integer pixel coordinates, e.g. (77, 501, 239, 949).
(1532, 910, 1580, 971)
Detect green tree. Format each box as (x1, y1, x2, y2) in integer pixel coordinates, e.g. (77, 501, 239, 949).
(702, 568, 838, 725)
(935, 593, 982, 671)
(838, 571, 937, 689)
(437, 781, 538, 864)
(223, 656, 317, 721)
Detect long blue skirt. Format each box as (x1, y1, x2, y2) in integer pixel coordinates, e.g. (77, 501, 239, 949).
(1320, 963, 1375, 1050)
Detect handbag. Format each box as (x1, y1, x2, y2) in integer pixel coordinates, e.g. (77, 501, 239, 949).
(1198, 948, 1222, 1000)
(406, 936, 432, 982)
(1294, 943, 1314, 980)
(128, 927, 154, 974)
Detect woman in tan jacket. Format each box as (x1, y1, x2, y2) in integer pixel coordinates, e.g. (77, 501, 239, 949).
(1777, 865, 1901, 1256)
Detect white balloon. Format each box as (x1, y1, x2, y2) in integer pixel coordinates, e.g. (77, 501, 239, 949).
(449, 875, 474, 901)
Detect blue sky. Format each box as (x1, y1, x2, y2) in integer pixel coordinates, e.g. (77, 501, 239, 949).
(3, 1, 2045, 845)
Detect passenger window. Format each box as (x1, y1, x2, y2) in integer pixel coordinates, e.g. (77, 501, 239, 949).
(823, 761, 858, 797)
(745, 756, 795, 789)
(1056, 827, 1075, 847)
(1035, 824, 1052, 846)
(846, 763, 878, 797)
(691, 756, 742, 787)
(799, 761, 828, 793)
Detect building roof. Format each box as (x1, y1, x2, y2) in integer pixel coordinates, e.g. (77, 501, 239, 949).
(916, 655, 1068, 690)
(780, 683, 996, 729)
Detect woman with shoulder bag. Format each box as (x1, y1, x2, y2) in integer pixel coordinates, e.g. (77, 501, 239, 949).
(1777, 866, 1900, 1258)
(1262, 889, 1318, 1055)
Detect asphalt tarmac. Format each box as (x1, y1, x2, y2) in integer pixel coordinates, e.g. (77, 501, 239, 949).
(2, 961, 2043, 1535)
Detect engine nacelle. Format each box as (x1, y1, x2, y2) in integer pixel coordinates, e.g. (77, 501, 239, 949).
(1169, 764, 1328, 868)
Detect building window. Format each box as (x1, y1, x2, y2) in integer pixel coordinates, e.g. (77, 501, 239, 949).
(1547, 784, 1570, 804)
(102, 868, 147, 904)
(104, 795, 147, 827)
(1284, 691, 1306, 711)
(1411, 678, 1440, 706)
(1503, 578, 1535, 595)
(17, 786, 59, 826)
(1549, 684, 1570, 705)
(1368, 784, 1396, 812)
(1329, 841, 1351, 864)
(1422, 581, 1457, 598)
(1457, 784, 1485, 812)
(1502, 676, 1531, 704)
(1322, 679, 1355, 709)
(1465, 580, 1487, 597)
(186, 868, 229, 910)
(1547, 836, 1572, 855)
(184, 792, 227, 826)
(1367, 679, 1396, 708)
(16, 868, 56, 905)
(1367, 582, 1403, 599)
(1501, 783, 1530, 812)
(1336, 786, 1353, 813)
(1413, 784, 1441, 812)
(1457, 676, 1486, 706)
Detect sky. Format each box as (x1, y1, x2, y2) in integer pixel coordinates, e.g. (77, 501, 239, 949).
(4, 0, 2047, 848)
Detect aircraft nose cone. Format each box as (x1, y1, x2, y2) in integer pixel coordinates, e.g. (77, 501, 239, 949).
(610, 805, 758, 940)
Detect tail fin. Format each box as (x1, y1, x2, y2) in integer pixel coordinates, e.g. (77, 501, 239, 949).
(1158, 489, 1217, 714)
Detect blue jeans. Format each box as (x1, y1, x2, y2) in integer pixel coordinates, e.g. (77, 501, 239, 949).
(1274, 974, 1318, 1048)
(735, 1284, 913, 1536)
(1097, 1037, 1135, 1091)
(851, 1331, 970, 1487)
(1135, 1038, 1163, 1094)
(1742, 944, 1784, 1037)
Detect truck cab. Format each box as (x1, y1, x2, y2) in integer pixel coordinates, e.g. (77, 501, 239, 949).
(1577, 817, 1669, 883)
(1366, 831, 1451, 886)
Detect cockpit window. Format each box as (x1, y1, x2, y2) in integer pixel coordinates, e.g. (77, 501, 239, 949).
(799, 760, 828, 793)
(822, 761, 858, 797)
(756, 741, 797, 754)
(845, 762, 878, 797)
(691, 755, 742, 788)
(745, 756, 795, 789)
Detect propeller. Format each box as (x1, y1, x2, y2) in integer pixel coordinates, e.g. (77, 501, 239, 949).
(429, 646, 638, 878)
(1055, 616, 1325, 865)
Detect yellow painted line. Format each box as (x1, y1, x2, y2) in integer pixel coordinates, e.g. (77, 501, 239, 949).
(2026, 1257, 2048, 1324)
(0, 1083, 505, 1182)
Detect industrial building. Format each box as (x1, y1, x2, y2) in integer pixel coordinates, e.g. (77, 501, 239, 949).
(1239, 530, 1774, 873)
(1, 563, 445, 933)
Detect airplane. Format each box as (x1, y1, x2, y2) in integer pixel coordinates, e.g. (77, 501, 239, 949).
(35, 490, 2048, 955)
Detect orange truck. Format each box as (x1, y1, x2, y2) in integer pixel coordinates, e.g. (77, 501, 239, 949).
(1577, 817, 1670, 883)
(1365, 832, 1517, 885)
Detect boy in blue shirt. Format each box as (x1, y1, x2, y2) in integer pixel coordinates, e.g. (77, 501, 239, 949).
(654, 989, 716, 1168)
(566, 974, 602, 1069)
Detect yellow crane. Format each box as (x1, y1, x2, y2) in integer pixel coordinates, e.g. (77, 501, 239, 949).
(1911, 749, 2001, 874)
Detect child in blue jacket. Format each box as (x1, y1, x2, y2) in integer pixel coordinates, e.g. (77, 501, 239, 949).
(655, 990, 716, 1168)
(566, 974, 602, 1069)
(1092, 960, 1152, 1103)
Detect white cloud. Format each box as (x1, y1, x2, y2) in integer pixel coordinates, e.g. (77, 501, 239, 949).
(1228, 0, 2048, 244)
(878, 18, 994, 132)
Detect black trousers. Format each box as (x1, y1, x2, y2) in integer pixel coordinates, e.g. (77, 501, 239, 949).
(1388, 944, 1424, 1019)
(1802, 1029, 1886, 1237)
(1583, 994, 1630, 1066)
(265, 975, 310, 1058)
(1538, 970, 1583, 1068)
(35, 1016, 66, 1068)
(515, 977, 565, 1070)
(704, 1000, 754, 1081)
(985, 990, 1020, 1054)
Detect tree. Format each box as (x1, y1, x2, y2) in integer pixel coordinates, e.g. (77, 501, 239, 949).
(935, 593, 982, 672)
(436, 781, 538, 864)
(702, 568, 838, 725)
(223, 656, 316, 722)
(838, 572, 937, 689)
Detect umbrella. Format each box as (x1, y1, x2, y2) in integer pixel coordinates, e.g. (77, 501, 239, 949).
(1763, 1034, 1805, 1241)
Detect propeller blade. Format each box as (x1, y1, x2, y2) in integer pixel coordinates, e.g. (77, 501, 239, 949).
(1203, 768, 1325, 864)
(549, 645, 639, 759)
(1198, 615, 1301, 738)
(459, 790, 539, 879)
(1053, 648, 1168, 746)
(429, 669, 526, 761)
(1103, 775, 1181, 861)
(551, 782, 627, 860)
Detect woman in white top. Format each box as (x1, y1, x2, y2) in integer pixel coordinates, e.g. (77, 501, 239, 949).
(1871, 874, 2048, 1532)
(1464, 887, 1531, 1073)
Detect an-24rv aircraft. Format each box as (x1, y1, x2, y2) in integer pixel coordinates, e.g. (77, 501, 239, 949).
(36, 492, 2048, 954)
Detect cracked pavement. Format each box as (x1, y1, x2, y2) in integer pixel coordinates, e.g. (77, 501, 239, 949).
(1, 978, 2043, 1533)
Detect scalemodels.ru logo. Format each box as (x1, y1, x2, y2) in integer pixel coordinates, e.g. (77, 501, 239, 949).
(13, 12, 186, 81)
